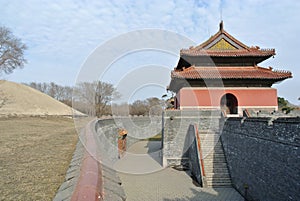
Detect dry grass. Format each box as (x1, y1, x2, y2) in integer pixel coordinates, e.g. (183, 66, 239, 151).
(0, 116, 78, 200)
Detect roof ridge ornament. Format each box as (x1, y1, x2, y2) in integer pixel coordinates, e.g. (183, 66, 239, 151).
(219, 20, 224, 31)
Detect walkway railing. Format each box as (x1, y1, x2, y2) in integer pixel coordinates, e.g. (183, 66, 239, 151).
(54, 118, 127, 200)
(195, 124, 206, 179)
(243, 109, 251, 117)
(71, 120, 104, 201)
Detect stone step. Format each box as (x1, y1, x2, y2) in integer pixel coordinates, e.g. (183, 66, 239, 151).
(204, 157, 226, 161)
(201, 145, 223, 150)
(201, 148, 224, 154)
(204, 162, 228, 169)
(200, 133, 220, 136)
(203, 153, 226, 158)
(203, 157, 226, 164)
(202, 151, 224, 156)
(205, 172, 230, 178)
(204, 160, 228, 165)
(204, 166, 229, 174)
(199, 139, 220, 143)
(205, 173, 231, 179)
(198, 131, 220, 134)
(203, 167, 230, 173)
(199, 134, 218, 137)
(199, 134, 217, 137)
(199, 141, 222, 146)
(198, 134, 232, 188)
(205, 151, 225, 155)
(203, 141, 221, 146)
(199, 130, 220, 134)
(200, 143, 221, 148)
(203, 158, 227, 163)
(200, 140, 222, 144)
(198, 130, 215, 133)
(198, 133, 219, 137)
(201, 148, 224, 155)
(203, 141, 222, 145)
(204, 171, 229, 176)
(206, 177, 231, 182)
(206, 179, 232, 184)
(204, 170, 229, 176)
(206, 182, 232, 187)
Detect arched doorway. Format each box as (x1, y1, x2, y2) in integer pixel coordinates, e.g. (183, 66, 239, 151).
(220, 93, 238, 114)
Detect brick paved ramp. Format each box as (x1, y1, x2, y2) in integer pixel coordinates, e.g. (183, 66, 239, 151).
(115, 141, 244, 201)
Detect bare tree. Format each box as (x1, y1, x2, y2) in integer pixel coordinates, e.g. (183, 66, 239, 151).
(129, 97, 164, 116)
(0, 89, 8, 109)
(146, 97, 164, 115)
(111, 102, 130, 116)
(58, 86, 73, 106)
(24, 81, 120, 115)
(48, 82, 61, 99)
(24, 82, 73, 107)
(0, 26, 27, 75)
(95, 81, 120, 117)
(73, 81, 119, 117)
(130, 100, 148, 116)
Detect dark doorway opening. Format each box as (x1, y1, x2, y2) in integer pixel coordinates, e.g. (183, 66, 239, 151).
(220, 93, 238, 114)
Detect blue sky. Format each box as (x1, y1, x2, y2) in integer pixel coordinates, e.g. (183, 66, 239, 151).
(1, 0, 299, 104)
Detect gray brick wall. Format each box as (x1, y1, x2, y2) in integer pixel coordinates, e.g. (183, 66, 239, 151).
(221, 117, 300, 201)
(162, 110, 221, 166)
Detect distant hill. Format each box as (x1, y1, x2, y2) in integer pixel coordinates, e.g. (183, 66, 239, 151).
(0, 80, 84, 116)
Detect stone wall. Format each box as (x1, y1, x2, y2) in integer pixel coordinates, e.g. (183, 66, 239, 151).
(221, 117, 300, 201)
(96, 117, 162, 167)
(53, 139, 84, 201)
(162, 110, 221, 167)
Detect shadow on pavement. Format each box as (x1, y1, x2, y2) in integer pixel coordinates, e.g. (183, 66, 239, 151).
(146, 140, 163, 165)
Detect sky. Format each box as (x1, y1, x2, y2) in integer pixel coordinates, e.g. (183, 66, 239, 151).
(0, 0, 299, 104)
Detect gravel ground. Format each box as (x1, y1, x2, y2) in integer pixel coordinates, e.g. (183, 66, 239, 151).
(0, 116, 78, 200)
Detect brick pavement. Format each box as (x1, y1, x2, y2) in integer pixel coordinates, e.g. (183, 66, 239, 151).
(114, 141, 244, 201)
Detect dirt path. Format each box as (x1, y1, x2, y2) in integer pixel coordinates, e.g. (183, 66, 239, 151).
(0, 117, 77, 200)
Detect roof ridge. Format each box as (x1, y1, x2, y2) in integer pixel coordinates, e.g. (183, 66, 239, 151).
(189, 25, 249, 51)
(182, 23, 275, 58)
(195, 66, 258, 69)
(220, 29, 249, 50)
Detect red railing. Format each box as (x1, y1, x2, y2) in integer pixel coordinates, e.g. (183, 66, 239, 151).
(71, 120, 104, 201)
(194, 124, 206, 177)
(244, 109, 250, 117)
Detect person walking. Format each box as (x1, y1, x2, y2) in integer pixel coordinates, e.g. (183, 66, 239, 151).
(118, 128, 127, 159)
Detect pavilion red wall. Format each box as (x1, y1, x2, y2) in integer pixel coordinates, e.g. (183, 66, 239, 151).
(176, 88, 278, 110)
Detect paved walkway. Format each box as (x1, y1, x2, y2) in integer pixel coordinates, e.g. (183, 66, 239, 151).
(114, 141, 244, 201)
(114, 140, 164, 174)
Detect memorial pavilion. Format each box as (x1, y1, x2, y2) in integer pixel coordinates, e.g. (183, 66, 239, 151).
(168, 21, 292, 116)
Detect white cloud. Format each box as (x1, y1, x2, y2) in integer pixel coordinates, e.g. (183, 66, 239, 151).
(1, 0, 299, 103)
